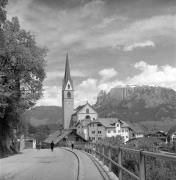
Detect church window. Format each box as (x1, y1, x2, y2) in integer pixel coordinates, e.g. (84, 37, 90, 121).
(67, 91, 71, 98)
(85, 115, 90, 119)
(86, 108, 89, 114)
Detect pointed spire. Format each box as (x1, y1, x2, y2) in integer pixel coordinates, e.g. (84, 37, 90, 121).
(63, 53, 73, 89)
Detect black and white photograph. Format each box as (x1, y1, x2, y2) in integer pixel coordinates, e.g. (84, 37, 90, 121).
(0, 0, 176, 180)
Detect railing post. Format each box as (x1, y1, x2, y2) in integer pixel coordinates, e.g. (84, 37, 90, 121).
(97, 144, 100, 160)
(99, 144, 101, 160)
(89, 143, 91, 154)
(95, 143, 98, 158)
(108, 145, 112, 172)
(102, 144, 105, 165)
(118, 147, 122, 180)
(139, 151, 146, 180)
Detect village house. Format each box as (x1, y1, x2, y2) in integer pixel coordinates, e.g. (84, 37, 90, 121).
(87, 118, 131, 143)
(76, 119, 91, 140)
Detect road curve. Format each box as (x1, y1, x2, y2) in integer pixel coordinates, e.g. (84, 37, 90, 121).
(70, 148, 105, 180)
(0, 148, 78, 180)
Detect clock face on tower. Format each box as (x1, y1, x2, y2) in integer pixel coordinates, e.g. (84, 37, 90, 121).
(67, 91, 71, 98)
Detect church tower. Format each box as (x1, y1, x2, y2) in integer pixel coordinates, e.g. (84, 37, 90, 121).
(62, 53, 74, 129)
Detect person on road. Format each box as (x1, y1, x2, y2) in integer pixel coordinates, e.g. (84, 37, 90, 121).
(71, 142, 74, 150)
(50, 141, 54, 152)
(39, 141, 42, 150)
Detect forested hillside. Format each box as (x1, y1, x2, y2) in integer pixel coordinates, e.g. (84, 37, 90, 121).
(21, 106, 62, 127)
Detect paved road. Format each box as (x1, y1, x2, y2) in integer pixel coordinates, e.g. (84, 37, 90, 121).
(71, 149, 103, 180)
(0, 148, 105, 180)
(0, 148, 78, 180)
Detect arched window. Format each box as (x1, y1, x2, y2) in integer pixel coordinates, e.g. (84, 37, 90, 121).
(67, 91, 71, 98)
(68, 84, 70, 89)
(86, 108, 89, 114)
(85, 115, 90, 119)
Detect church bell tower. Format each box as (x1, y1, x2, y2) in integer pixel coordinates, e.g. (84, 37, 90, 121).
(62, 53, 74, 129)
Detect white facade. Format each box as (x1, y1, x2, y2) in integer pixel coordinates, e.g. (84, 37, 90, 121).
(87, 120, 135, 143)
(134, 132, 144, 139)
(106, 122, 130, 142)
(171, 133, 176, 141)
(76, 120, 90, 140)
(77, 103, 98, 121)
(88, 122, 106, 142)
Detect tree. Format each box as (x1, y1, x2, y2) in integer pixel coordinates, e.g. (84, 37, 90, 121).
(0, 0, 7, 50)
(0, 16, 46, 154)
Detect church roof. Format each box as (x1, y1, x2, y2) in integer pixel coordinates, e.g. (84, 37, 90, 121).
(63, 53, 73, 89)
(72, 102, 97, 116)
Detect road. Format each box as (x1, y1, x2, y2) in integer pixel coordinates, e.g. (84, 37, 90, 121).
(0, 148, 104, 180)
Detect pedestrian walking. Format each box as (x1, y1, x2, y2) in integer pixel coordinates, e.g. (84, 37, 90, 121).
(50, 141, 54, 152)
(71, 142, 74, 150)
(39, 141, 42, 150)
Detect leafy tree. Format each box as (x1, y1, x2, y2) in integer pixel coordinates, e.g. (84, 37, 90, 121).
(0, 0, 7, 49)
(0, 16, 46, 154)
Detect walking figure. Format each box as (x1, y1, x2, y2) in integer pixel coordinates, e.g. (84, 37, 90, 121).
(71, 143, 74, 150)
(50, 141, 54, 152)
(39, 141, 42, 150)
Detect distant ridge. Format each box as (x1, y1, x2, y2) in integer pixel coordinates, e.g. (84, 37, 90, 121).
(94, 85, 176, 122)
(21, 106, 63, 127)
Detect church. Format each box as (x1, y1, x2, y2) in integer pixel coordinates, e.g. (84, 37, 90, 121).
(44, 54, 143, 145)
(62, 53, 98, 129)
(44, 54, 96, 145)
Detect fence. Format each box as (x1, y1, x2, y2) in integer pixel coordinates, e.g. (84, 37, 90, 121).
(75, 143, 176, 180)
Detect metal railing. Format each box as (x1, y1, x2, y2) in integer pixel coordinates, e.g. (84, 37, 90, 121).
(75, 143, 176, 180)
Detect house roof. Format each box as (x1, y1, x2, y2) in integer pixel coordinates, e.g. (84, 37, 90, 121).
(44, 129, 63, 144)
(72, 102, 97, 116)
(87, 118, 143, 133)
(168, 125, 176, 137)
(75, 119, 92, 127)
(88, 118, 118, 128)
(125, 121, 144, 133)
(99, 118, 118, 128)
(120, 120, 130, 128)
(44, 129, 87, 144)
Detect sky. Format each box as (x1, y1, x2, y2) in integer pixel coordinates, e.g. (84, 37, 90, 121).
(6, 0, 176, 107)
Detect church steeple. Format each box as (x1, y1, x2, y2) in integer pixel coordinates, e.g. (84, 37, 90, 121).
(62, 53, 74, 129)
(63, 53, 73, 90)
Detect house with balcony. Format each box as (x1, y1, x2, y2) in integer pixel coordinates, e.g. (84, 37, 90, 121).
(87, 118, 130, 143)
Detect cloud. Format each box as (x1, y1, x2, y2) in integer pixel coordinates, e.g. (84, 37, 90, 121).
(6, 0, 176, 107)
(99, 68, 118, 80)
(36, 86, 61, 106)
(123, 40, 155, 51)
(36, 61, 176, 107)
(46, 70, 85, 81)
(75, 61, 176, 105)
(127, 61, 176, 90)
(34, 0, 93, 10)
(75, 78, 99, 105)
(84, 15, 176, 50)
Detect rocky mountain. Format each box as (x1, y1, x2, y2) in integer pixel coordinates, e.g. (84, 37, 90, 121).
(94, 86, 176, 123)
(21, 106, 63, 127)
